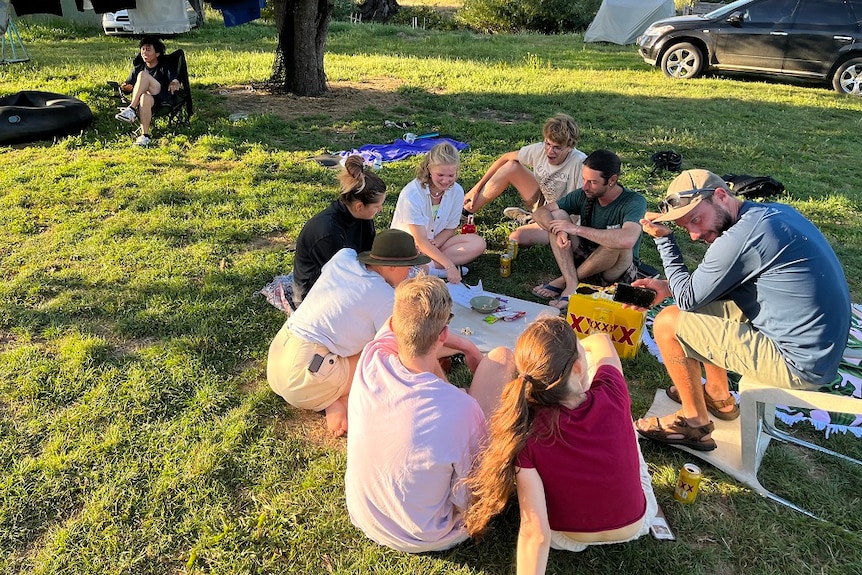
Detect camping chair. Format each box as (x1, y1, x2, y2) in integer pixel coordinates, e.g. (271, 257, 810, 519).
(643, 354, 862, 521)
(738, 376, 862, 520)
(108, 49, 193, 131)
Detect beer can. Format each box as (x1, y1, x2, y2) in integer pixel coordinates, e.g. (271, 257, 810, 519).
(499, 253, 512, 278)
(674, 463, 702, 504)
(507, 238, 519, 260)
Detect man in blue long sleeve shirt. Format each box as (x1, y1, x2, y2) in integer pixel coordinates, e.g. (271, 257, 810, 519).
(632, 170, 849, 451)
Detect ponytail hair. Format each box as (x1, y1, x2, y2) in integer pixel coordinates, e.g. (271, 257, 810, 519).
(338, 155, 386, 206)
(463, 317, 579, 538)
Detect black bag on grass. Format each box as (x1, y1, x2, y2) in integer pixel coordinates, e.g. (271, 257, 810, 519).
(722, 174, 785, 199)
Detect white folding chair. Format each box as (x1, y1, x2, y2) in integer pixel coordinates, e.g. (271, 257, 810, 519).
(738, 376, 862, 520)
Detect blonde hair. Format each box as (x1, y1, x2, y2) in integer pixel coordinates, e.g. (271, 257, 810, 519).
(338, 155, 386, 205)
(463, 317, 579, 538)
(392, 275, 452, 359)
(543, 113, 580, 149)
(416, 142, 460, 189)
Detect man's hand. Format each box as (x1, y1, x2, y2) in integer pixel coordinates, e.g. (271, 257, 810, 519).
(625, 277, 671, 310)
(554, 230, 570, 249)
(640, 211, 673, 238)
(463, 185, 479, 212)
(548, 219, 577, 237)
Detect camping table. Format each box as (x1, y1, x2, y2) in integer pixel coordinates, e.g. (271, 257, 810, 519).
(448, 284, 561, 353)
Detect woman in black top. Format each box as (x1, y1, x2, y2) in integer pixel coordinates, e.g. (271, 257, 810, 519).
(293, 155, 387, 306)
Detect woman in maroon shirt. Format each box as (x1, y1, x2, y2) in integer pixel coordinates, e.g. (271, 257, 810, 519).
(465, 318, 656, 574)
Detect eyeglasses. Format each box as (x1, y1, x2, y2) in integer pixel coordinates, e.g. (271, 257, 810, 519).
(543, 141, 568, 153)
(658, 188, 715, 214)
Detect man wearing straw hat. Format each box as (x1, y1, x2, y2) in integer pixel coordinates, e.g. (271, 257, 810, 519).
(266, 229, 430, 438)
(632, 169, 849, 451)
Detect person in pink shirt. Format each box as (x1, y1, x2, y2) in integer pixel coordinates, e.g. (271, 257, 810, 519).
(345, 275, 512, 553)
(464, 318, 657, 574)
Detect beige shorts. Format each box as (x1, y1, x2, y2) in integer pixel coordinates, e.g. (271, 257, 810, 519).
(675, 300, 817, 390)
(550, 427, 657, 552)
(266, 322, 350, 411)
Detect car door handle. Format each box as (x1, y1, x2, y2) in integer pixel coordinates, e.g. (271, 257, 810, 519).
(834, 36, 853, 41)
(770, 31, 788, 36)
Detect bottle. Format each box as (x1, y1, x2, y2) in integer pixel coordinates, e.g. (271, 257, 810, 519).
(461, 215, 476, 234)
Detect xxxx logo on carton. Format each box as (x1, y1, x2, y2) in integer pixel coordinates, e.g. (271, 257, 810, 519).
(568, 313, 639, 346)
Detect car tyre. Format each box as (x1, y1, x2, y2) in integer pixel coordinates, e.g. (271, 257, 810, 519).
(833, 57, 862, 95)
(661, 42, 704, 79)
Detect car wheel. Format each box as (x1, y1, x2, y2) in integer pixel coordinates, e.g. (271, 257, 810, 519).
(833, 57, 862, 95)
(661, 42, 704, 79)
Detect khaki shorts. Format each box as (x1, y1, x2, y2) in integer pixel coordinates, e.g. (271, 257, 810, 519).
(266, 322, 350, 411)
(675, 300, 817, 390)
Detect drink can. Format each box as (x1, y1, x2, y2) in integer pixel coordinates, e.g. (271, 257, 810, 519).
(674, 463, 702, 504)
(507, 238, 518, 260)
(499, 253, 511, 278)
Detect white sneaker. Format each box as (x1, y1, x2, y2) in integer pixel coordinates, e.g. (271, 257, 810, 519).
(115, 106, 137, 123)
(503, 206, 532, 225)
(135, 134, 151, 146)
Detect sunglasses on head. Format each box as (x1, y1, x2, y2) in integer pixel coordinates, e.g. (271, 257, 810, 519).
(658, 188, 716, 214)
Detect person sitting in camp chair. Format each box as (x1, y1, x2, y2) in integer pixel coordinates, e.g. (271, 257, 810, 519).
(115, 36, 182, 147)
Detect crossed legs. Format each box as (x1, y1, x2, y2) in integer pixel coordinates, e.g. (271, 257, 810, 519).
(128, 70, 162, 136)
(537, 210, 632, 307)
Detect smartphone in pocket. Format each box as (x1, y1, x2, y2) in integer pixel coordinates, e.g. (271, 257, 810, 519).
(613, 283, 657, 308)
(307, 353, 325, 374)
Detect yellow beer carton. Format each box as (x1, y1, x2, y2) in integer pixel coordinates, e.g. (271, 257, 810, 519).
(564, 283, 647, 359)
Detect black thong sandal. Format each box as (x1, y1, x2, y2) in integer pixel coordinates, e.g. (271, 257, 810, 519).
(636, 413, 717, 451)
(666, 386, 740, 421)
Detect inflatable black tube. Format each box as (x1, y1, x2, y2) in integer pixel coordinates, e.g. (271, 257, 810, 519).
(0, 91, 93, 146)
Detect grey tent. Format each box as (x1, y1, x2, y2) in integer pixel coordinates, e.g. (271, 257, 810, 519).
(584, 0, 675, 45)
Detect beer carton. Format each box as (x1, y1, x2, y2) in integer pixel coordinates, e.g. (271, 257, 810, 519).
(565, 283, 647, 359)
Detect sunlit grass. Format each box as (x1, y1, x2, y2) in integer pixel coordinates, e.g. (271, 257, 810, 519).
(1, 13, 861, 575)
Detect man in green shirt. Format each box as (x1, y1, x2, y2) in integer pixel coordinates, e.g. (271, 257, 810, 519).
(531, 150, 647, 310)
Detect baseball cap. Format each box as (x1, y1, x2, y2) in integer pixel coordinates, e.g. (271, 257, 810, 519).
(652, 169, 727, 223)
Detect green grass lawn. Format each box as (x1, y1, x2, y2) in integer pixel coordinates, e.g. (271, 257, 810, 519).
(1, 13, 861, 575)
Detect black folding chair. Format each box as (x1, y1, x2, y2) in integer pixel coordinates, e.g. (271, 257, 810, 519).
(108, 49, 193, 130)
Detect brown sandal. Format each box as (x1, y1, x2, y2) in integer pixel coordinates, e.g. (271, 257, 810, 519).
(665, 385, 739, 421)
(636, 413, 717, 451)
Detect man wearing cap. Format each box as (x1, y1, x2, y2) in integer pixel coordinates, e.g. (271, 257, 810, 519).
(266, 229, 430, 437)
(346, 275, 513, 553)
(633, 169, 850, 451)
(530, 149, 647, 310)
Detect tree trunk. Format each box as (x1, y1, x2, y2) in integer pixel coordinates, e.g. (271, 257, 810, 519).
(356, 0, 399, 22)
(271, 0, 332, 96)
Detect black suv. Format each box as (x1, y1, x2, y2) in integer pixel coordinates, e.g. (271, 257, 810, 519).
(638, 0, 862, 94)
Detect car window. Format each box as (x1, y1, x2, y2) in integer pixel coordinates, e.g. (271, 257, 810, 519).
(742, 0, 798, 24)
(794, 0, 857, 29)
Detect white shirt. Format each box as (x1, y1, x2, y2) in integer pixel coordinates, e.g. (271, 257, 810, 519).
(287, 248, 393, 357)
(345, 325, 487, 553)
(518, 142, 586, 204)
(390, 178, 464, 240)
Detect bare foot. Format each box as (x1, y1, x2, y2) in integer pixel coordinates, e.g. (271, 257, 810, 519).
(325, 399, 348, 437)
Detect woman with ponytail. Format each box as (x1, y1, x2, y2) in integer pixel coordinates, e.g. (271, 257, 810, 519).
(464, 318, 656, 574)
(293, 155, 387, 307)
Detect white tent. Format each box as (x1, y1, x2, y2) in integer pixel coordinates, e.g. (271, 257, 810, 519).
(584, 0, 675, 45)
